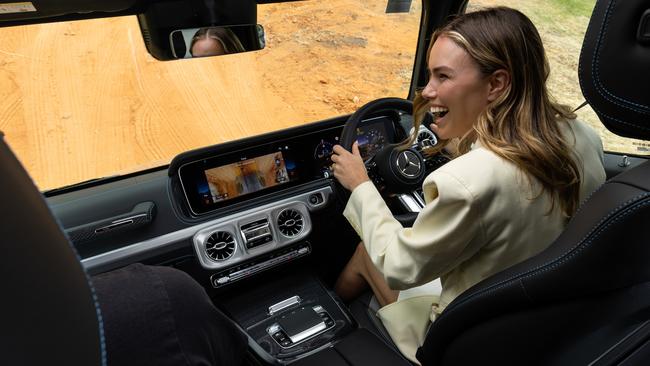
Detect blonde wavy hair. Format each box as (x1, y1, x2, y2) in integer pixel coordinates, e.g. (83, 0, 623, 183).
(408, 7, 581, 217)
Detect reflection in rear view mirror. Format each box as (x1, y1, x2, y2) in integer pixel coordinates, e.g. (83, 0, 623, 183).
(170, 24, 265, 59)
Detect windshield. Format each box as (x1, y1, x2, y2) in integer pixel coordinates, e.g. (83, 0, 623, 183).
(0, 0, 422, 191)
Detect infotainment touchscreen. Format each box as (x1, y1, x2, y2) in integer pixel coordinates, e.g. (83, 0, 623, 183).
(203, 151, 290, 204)
(179, 147, 299, 215)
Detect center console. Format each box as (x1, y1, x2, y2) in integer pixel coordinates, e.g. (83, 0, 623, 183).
(167, 115, 426, 364)
(220, 274, 355, 362)
(219, 273, 411, 365)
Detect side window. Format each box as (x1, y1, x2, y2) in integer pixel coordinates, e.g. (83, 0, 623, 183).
(467, 0, 650, 156)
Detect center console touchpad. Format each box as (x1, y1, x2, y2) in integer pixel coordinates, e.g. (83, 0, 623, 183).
(278, 307, 326, 343)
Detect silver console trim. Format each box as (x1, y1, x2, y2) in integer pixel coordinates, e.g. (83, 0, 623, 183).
(210, 243, 311, 287)
(194, 201, 312, 270)
(240, 218, 272, 246)
(412, 190, 426, 207)
(268, 296, 302, 315)
(266, 306, 336, 349)
(398, 193, 422, 212)
(289, 322, 327, 343)
(81, 186, 332, 274)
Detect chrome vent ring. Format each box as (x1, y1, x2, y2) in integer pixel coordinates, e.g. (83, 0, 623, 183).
(417, 128, 437, 147)
(277, 209, 304, 237)
(205, 231, 236, 261)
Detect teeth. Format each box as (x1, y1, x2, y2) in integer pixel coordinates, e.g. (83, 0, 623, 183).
(429, 106, 449, 120)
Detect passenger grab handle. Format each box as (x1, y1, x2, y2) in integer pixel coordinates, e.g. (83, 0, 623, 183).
(66, 201, 156, 245)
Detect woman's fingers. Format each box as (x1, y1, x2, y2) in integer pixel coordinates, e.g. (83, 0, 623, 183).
(330, 143, 369, 191)
(352, 141, 361, 156)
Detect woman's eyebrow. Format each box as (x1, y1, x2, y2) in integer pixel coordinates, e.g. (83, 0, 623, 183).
(431, 65, 453, 74)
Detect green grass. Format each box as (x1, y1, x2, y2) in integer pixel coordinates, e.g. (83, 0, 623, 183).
(505, 0, 596, 36)
(548, 0, 595, 18)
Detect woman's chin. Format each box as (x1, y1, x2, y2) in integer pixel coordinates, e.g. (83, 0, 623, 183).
(431, 119, 448, 139)
(434, 127, 449, 140)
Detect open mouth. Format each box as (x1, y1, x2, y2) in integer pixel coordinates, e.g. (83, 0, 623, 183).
(430, 106, 449, 121)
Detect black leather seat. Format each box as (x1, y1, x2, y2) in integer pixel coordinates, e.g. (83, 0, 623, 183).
(0, 133, 105, 366)
(416, 1, 650, 365)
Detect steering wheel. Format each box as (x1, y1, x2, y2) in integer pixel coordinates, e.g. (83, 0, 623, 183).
(339, 97, 426, 195)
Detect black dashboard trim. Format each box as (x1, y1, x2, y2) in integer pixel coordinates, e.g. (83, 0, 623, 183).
(168, 115, 350, 176)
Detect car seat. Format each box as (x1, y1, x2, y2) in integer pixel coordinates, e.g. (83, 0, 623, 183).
(0, 132, 105, 366)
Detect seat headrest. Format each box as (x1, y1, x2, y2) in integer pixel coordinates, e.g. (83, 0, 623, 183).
(579, 0, 650, 140)
(0, 134, 105, 365)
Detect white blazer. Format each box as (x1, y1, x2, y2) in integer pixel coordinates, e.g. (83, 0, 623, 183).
(343, 119, 606, 363)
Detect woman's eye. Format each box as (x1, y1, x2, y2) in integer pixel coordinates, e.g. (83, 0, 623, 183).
(438, 74, 448, 80)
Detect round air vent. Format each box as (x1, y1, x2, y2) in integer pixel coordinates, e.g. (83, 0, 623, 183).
(409, 126, 438, 148)
(277, 209, 304, 237)
(205, 231, 236, 261)
(417, 128, 437, 147)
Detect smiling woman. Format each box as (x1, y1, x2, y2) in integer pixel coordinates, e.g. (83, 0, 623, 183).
(330, 6, 606, 362)
(420, 35, 494, 141)
(0, 0, 421, 191)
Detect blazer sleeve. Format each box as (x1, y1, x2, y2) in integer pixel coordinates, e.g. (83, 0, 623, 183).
(343, 171, 485, 290)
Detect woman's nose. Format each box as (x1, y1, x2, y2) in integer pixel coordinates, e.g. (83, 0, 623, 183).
(421, 82, 436, 99)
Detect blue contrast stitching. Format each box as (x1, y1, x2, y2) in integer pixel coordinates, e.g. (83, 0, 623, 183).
(87, 281, 108, 366)
(438, 192, 650, 320)
(573, 181, 606, 217)
(519, 198, 650, 275)
(591, 0, 650, 114)
(578, 0, 601, 108)
(53, 212, 107, 366)
(591, 102, 650, 131)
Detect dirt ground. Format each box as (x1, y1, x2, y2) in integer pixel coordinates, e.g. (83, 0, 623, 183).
(262, 0, 647, 156)
(0, 0, 645, 191)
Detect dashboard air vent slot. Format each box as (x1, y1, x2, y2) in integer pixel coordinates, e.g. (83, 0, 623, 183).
(205, 231, 236, 261)
(417, 128, 437, 147)
(277, 209, 304, 237)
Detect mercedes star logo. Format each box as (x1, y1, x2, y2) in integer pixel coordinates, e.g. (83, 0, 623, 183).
(396, 150, 421, 178)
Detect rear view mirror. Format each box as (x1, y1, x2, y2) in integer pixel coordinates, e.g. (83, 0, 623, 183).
(170, 24, 265, 59)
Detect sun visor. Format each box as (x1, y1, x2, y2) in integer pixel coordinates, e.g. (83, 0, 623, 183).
(0, 0, 137, 24)
(579, 0, 650, 140)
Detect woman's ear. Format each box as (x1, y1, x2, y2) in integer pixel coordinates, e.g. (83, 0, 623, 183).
(487, 69, 510, 102)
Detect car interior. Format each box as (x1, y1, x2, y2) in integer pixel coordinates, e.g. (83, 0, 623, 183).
(2, 0, 650, 365)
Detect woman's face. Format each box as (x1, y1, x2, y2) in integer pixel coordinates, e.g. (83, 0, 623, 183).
(191, 38, 225, 57)
(421, 36, 492, 140)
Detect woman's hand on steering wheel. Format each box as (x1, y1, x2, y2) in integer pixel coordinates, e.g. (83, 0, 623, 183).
(331, 142, 370, 191)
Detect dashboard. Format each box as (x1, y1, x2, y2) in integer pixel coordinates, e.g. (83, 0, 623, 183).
(73, 111, 443, 279)
(176, 115, 400, 216)
(147, 113, 408, 286)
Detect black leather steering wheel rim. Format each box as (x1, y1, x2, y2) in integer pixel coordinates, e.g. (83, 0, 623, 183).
(340, 97, 414, 150)
(339, 97, 426, 194)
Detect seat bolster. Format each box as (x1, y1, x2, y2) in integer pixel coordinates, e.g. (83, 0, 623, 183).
(0, 137, 104, 366)
(418, 162, 650, 365)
